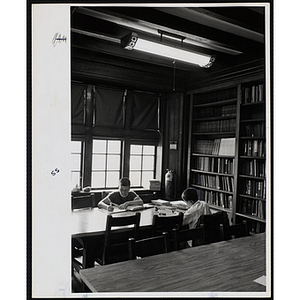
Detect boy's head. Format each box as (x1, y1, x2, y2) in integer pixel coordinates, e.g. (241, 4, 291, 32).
(181, 188, 198, 206)
(118, 177, 131, 198)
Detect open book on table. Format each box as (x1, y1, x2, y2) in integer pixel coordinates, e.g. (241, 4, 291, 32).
(98, 204, 146, 214)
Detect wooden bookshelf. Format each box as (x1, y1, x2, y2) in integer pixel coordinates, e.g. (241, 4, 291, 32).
(187, 78, 266, 233)
(188, 86, 238, 223)
(236, 80, 266, 232)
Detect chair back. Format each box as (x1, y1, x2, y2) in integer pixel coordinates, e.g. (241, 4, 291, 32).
(101, 213, 141, 265)
(197, 211, 229, 244)
(173, 227, 204, 250)
(152, 212, 183, 251)
(128, 232, 168, 259)
(152, 212, 184, 235)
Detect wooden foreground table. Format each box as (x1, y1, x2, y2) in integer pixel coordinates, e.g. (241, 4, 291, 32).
(79, 233, 267, 293)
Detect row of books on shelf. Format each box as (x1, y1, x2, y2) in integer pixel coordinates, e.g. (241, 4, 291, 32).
(242, 123, 265, 138)
(193, 88, 237, 105)
(192, 174, 234, 193)
(193, 156, 235, 174)
(243, 179, 266, 198)
(194, 119, 236, 133)
(241, 139, 265, 157)
(240, 159, 265, 177)
(198, 189, 233, 209)
(193, 104, 236, 119)
(242, 84, 264, 104)
(238, 197, 266, 220)
(194, 138, 236, 156)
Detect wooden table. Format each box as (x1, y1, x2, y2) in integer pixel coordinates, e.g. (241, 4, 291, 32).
(71, 206, 181, 268)
(71, 206, 159, 238)
(79, 233, 266, 293)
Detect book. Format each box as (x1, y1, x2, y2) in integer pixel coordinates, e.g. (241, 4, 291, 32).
(126, 205, 145, 211)
(218, 138, 235, 156)
(244, 87, 250, 103)
(151, 199, 171, 206)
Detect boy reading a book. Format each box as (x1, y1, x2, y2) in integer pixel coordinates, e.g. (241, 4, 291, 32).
(98, 177, 143, 211)
(181, 187, 212, 229)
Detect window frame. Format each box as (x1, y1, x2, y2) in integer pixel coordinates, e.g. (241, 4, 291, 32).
(71, 138, 84, 188)
(91, 138, 123, 190)
(129, 140, 158, 189)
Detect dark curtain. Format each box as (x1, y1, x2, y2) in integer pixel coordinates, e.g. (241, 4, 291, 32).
(94, 86, 124, 128)
(131, 91, 159, 130)
(71, 83, 85, 125)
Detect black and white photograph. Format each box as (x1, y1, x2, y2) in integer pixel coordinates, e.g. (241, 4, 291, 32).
(26, 1, 292, 298)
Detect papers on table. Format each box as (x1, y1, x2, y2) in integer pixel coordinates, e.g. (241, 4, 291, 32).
(151, 199, 189, 210)
(170, 200, 189, 210)
(98, 204, 150, 214)
(98, 199, 188, 215)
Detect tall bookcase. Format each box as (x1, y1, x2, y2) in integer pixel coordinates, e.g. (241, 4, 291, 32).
(187, 78, 266, 232)
(236, 81, 266, 232)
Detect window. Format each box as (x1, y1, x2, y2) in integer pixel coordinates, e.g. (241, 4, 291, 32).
(71, 141, 82, 187)
(129, 144, 156, 188)
(92, 139, 122, 189)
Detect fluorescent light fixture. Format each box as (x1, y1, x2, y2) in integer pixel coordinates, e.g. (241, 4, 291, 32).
(121, 32, 215, 68)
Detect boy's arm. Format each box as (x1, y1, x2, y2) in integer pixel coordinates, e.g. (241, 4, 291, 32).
(182, 209, 194, 226)
(129, 191, 143, 206)
(118, 192, 143, 209)
(98, 194, 114, 210)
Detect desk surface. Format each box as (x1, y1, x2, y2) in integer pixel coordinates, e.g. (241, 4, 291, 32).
(79, 233, 266, 293)
(71, 206, 181, 238)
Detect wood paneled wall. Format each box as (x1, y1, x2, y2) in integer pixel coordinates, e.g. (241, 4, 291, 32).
(161, 92, 189, 199)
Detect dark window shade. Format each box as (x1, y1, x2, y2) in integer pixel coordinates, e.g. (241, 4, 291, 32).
(131, 91, 159, 130)
(94, 87, 124, 128)
(71, 83, 85, 125)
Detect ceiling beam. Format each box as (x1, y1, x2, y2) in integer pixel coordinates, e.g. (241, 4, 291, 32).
(155, 7, 264, 43)
(75, 7, 242, 55)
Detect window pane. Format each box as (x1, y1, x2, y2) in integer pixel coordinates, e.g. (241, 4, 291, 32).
(92, 154, 106, 170)
(106, 172, 120, 188)
(143, 145, 155, 155)
(93, 140, 107, 153)
(108, 140, 121, 153)
(130, 171, 141, 187)
(131, 144, 142, 154)
(107, 155, 120, 170)
(142, 155, 154, 170)
(142, 171, 154, 188)
(92, 171, 105, 188)
(130, 155, 141, 170)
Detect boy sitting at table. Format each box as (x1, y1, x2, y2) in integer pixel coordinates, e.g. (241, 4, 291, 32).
(181, 187, 212, 229)
(98, 177, 143, 211)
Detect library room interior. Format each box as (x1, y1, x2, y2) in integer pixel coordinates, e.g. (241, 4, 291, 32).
(32, 3, 272, 297)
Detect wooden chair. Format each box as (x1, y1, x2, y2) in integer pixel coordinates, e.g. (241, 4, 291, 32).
(128, 232, 168, 259)
(72, 238, 85, 272)
(96, 213, 141, 265)
(172, 227, 204, 250)
(220, 220, 249, 240)
(152, 212, 184, 235)
(197, 211, 230, 244)
(152, 212, 184, 251)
